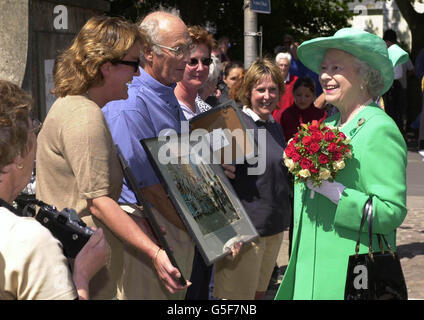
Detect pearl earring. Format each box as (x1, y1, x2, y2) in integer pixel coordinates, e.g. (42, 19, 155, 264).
(16, 164, 24, 170)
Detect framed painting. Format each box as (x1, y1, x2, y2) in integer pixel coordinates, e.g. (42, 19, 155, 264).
(141, 133, 258, 266)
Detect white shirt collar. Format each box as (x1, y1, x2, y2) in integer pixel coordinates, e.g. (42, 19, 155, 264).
(179, 101, 201, 120)
(242, 106, 275, 123)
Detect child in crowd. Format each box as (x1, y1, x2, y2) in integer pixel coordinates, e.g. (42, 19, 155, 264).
(279, 76, 326, 142)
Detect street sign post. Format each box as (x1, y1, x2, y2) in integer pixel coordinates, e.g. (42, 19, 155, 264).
(244, 0, 270, 68)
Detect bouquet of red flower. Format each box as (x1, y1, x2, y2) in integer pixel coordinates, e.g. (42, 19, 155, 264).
(283, 119, 352, 186)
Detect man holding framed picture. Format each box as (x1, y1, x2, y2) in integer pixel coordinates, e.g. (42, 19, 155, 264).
(103, 9, 239, 300)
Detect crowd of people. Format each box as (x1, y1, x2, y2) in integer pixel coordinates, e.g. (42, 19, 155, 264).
(1, 7, 420, 301)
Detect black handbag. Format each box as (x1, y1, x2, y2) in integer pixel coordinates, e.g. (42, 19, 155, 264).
(344, 198, 408, 300)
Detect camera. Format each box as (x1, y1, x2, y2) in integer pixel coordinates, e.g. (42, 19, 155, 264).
(34, 200, 94, 258)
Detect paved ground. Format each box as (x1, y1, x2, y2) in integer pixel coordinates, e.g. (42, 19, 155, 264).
(265, 151, 424, 300)
(397, 207, 424, 299)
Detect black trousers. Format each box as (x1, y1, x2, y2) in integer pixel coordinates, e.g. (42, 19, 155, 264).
(383, 80, 404, 133)
(185, 246, 213, 300)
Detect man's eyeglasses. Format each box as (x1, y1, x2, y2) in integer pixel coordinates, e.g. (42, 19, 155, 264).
(154, 43, 196, 57)
(188, 57, 212, 67)
(30, 119, 42, 135)
(113, 59, 140, 73)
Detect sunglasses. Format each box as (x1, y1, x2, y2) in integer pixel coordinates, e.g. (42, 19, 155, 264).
(113, 59, 140, 73)
(188, 57, 212, 67)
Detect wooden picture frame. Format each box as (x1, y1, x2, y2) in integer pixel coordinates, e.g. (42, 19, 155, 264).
(189, 100, 257, 165)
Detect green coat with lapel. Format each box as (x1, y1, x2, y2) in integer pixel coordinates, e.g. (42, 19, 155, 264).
(275, 103, 407, 300)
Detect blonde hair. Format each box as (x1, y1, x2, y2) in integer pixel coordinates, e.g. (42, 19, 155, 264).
(238, 58, 285, 108)
(0, 80, 33, 172)
(52, 16, 146, 97)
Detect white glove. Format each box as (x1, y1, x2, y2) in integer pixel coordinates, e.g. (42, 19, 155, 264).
(306, 180, 346, 205)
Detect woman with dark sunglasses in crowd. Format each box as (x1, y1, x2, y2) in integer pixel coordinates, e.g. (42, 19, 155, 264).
(174, 25, 215, 119)
(174, 25, 216, 300)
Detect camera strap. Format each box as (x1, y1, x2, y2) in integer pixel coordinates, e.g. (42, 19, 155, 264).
(0, 197, 24, 216)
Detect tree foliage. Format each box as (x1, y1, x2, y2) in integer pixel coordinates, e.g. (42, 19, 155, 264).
(259, 1, 352, 57)
(393, 0, 424, 60)
(109, 0, 353, 61)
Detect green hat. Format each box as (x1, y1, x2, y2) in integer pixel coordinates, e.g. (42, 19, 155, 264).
(297, 28, 409, 96)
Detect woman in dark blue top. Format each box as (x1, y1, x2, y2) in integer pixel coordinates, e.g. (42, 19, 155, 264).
(213, 58, 291, 300)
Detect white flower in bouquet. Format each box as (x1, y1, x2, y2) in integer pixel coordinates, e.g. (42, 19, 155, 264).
(319, 168, 331, 180)
(333, 160, 345, 171)
(299, 169, 311, 178)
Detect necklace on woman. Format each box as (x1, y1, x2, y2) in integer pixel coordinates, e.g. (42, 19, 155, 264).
(337, 99, 372, 129)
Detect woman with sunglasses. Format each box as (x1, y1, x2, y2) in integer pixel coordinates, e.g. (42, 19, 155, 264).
(174, 25, 215, 120)
(174, 25, 216, 300)
(36, 16, 187, 300)
(0, 80, 108, 300)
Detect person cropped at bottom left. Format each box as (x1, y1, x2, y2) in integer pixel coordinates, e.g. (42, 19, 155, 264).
(0, 80, 108, 300)
(36, 16, 189, 300)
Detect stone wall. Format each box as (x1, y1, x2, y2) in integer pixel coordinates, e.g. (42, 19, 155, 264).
(0, 0, 110, 119)
(0, 0, 28, 86)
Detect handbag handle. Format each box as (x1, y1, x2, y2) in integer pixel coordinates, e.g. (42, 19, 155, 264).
(354, 199, 370, 256)
(355, 197, 395, 260)
(367, 201, 374, 260)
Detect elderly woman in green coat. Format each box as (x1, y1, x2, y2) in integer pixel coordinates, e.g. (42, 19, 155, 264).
(275, 28, 409, 300)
